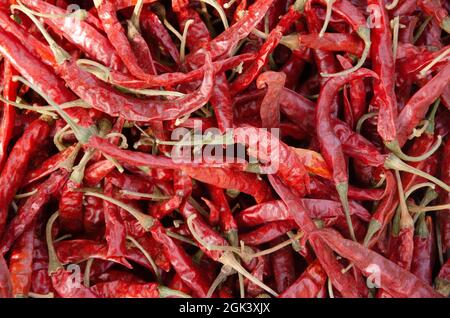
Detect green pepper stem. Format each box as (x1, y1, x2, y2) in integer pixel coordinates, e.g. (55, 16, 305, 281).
(46, 211, 63, 275)
(384, 154, 450, 192)
(336, 182, 357, 241)
(321, 27, 371, 77)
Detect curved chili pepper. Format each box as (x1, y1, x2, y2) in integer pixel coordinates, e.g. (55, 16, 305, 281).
(61, 51, 214, 122)
(0, 118, 52, 237)
(393, 62, 450, 148)
(316, 68, 377, 240)
(230, 1, 304, 94)
(140, 9, 180, 64)
(257, 71, 286, 128)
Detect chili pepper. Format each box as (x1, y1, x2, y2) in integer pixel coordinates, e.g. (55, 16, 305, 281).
(236, 198, 370, 228)
(0, 27, 75, 104)
(0, 169, 69, 255)
(411, 215, 435, 285)
(102, 179, 131, 268)
(187, 0, 276, 62)
(21, 0, 125, 71)
(284, 33, 364, 57)
(61, 50, 214, 122)
(22, 143, 79, 186)
(8, 223, 35, 297)
(270, 236, 296, 293)
(268, 175, 362, 297)
(234, 126, 310, 197)
(256, 71, 286, 128)
(336, 55, 366, 128)
(239, 220, 297, 245)
(316, 68, 377, 240)
(0, 253, 12, 298)
(229, 0, 304, 94)
(0, 61, 18, 171)
(206, 185, 237, 241)
(150, 221, 210, 298)
(366, 0, 397, 144)
(390, 62, 450, 149)
(0, 117, 52, 237)
(45, 212, 98, 298)
(91, 281, 160, 298)
(140, 9, 180, 64)
(278, 260, 327, 297)
(174, 0, 234, 132)
(311, 228, 443, 298)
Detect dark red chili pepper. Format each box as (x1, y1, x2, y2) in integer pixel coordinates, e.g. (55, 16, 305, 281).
(411, 215, 435, 285)
(140, 9, 180, 64)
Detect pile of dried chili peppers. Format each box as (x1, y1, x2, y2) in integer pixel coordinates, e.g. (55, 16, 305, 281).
(0, 0, 449, 298)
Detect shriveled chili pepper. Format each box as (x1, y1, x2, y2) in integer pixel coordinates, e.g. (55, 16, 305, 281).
(311, 228, 443, 298)
(0, 169, 69, 255)
(0, 253, 12, 298)
(316, 68, 377, 240)
(21, 0, 125, 71)
(278, 260, 327, 298)
(411, 215, 435, 285)
(0, 117, 52, 237)
(8, 223, 35, 297)
(0, 61, 18, 171)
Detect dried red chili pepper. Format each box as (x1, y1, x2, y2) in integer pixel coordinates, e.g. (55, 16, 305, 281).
(0, 117, 52, 236)
(278, 260, 327, 298)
